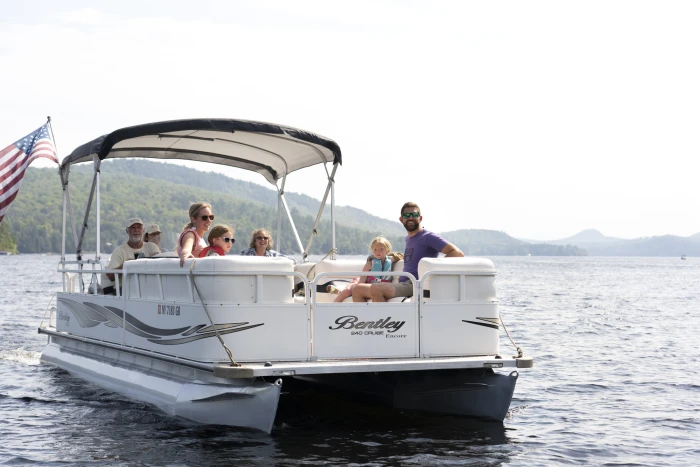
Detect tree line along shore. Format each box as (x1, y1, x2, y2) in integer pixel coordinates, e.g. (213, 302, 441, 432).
(0, 159, 609, 257)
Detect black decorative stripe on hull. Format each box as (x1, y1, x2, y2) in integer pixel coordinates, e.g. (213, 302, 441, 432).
(462, 320, 499, 330)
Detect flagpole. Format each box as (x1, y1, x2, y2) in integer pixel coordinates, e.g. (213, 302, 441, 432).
(48, 116, 69, 279)
(46, 116, 59, 154)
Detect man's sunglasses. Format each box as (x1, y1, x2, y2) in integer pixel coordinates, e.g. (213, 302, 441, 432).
(222, 237, 235, 243)
(256, 236, 270, 241)
(402, 212, 420, 219)
(200, 215, 215, 221)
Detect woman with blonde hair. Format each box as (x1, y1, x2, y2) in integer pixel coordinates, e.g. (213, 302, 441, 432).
(199, 225, 235, 257)
(178, 202, 214, 267)
(240, 228, 287, 258)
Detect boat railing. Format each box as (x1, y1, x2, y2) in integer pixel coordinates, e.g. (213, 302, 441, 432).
(311, 270, 421, 359)
(419, 270, 498, 303)
(126, 268, 310, 305)
(311, 268, 500, 358)
(418, 268, 500, 357)
(311, 270, 418, 303)
(57, 259, 105, 294)
(52, 257, 502, 361)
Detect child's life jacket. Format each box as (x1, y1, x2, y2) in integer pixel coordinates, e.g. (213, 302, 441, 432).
(366, 255, 393, 283)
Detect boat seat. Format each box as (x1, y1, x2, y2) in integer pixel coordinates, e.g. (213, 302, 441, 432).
(418, 257, 496, 302)
(125, 256, 296, 304)
(311, 258, 406, 303)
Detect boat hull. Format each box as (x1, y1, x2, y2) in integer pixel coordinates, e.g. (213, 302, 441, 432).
(41, 335, 281, 433)
(294, 368, 518, 421)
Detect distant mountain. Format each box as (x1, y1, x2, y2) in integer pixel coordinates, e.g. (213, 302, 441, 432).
(550, 229, 626, 245)
(545, 229, 700, 257)
(584, 235, 700, 257)
(442, 229, 587, 256)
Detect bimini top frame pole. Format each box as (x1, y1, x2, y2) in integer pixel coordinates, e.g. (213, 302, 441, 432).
(302, 162, 338, 261)
(58, 119, 342, 259)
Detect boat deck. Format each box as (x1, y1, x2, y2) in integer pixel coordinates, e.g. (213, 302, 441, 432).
(213, 354, 533, 379)
(39, 325, 532, 379)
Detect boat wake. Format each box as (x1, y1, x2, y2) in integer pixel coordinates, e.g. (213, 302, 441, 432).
(0, 348, 41, 365)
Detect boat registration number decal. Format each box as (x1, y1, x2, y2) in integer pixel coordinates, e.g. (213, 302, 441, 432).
(158, 304, 181, 316)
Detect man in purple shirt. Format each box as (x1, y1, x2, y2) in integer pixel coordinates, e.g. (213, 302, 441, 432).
(352, 202, 464, 302)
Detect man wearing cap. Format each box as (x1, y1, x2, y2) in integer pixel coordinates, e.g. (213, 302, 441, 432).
(144, 223, 163, 251)
(102, 217, 160, 295)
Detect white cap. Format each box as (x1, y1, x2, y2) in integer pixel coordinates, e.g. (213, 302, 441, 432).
(145, 223, 160, 235)
(126, 217, 143, 229)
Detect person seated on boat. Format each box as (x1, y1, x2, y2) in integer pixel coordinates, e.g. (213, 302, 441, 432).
(332, 236, 400, 302)
(102, 217, 161, 295)
(240, 228, 289, 258)
(143, 223, 163, 251)
(178, 202, 213, 267)
(199, 224, 235, 257)
(352, 202, 464, 302)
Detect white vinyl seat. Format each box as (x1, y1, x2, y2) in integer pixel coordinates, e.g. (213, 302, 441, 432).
(418, 257, 496, 302)
(126, 256, 296, 304)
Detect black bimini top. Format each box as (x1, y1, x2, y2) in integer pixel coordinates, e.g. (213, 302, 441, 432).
(60, 118, 342, 185)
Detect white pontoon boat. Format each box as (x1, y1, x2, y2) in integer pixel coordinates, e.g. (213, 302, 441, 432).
(39, 118, 533, 433)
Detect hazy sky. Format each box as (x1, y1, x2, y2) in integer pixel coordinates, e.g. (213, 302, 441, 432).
(2, 1, 698, 240)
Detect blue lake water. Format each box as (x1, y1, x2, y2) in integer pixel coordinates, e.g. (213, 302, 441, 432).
(1, 255, 698, 466)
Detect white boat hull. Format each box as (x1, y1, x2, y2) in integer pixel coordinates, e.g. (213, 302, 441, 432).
(44, 256, 533, 432)
(41, 335, 281, 433)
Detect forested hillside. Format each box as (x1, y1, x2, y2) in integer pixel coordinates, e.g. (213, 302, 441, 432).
(0, 222, 18, 254)
(2, 160, 585, 256)
(104, 160, 405, 237)
(3, 162, 405, 255)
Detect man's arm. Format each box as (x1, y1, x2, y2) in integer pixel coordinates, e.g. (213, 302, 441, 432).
(441, 242, 464, 257)
(106, 264, 123, 282)
(106, 248, 125, 282)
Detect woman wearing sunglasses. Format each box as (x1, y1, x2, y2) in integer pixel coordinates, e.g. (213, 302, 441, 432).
(177, 202, 214, 267)
(240, 228, 288, 258)
(199, 225, 235, 257)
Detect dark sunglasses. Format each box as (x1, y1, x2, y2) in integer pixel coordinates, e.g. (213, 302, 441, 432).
(402, 212, 420, 219)
(222, 237, 235, 243)
(200, 215, 215, 221)
(256, 236, 270, 241)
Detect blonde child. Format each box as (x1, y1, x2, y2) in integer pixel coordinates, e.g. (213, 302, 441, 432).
(333, 236, 399, 302)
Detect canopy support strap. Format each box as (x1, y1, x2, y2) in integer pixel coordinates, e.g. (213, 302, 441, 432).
(499, 312, 523, 358)
(189, 260, 240, 367)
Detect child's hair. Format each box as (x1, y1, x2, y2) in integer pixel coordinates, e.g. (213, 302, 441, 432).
(207, 224, 234, 245)
(370, 236, 392, 253)
(388, 251, 404, 262)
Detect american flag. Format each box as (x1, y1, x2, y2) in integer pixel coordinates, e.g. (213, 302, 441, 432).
(0, 124, 58, 224)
